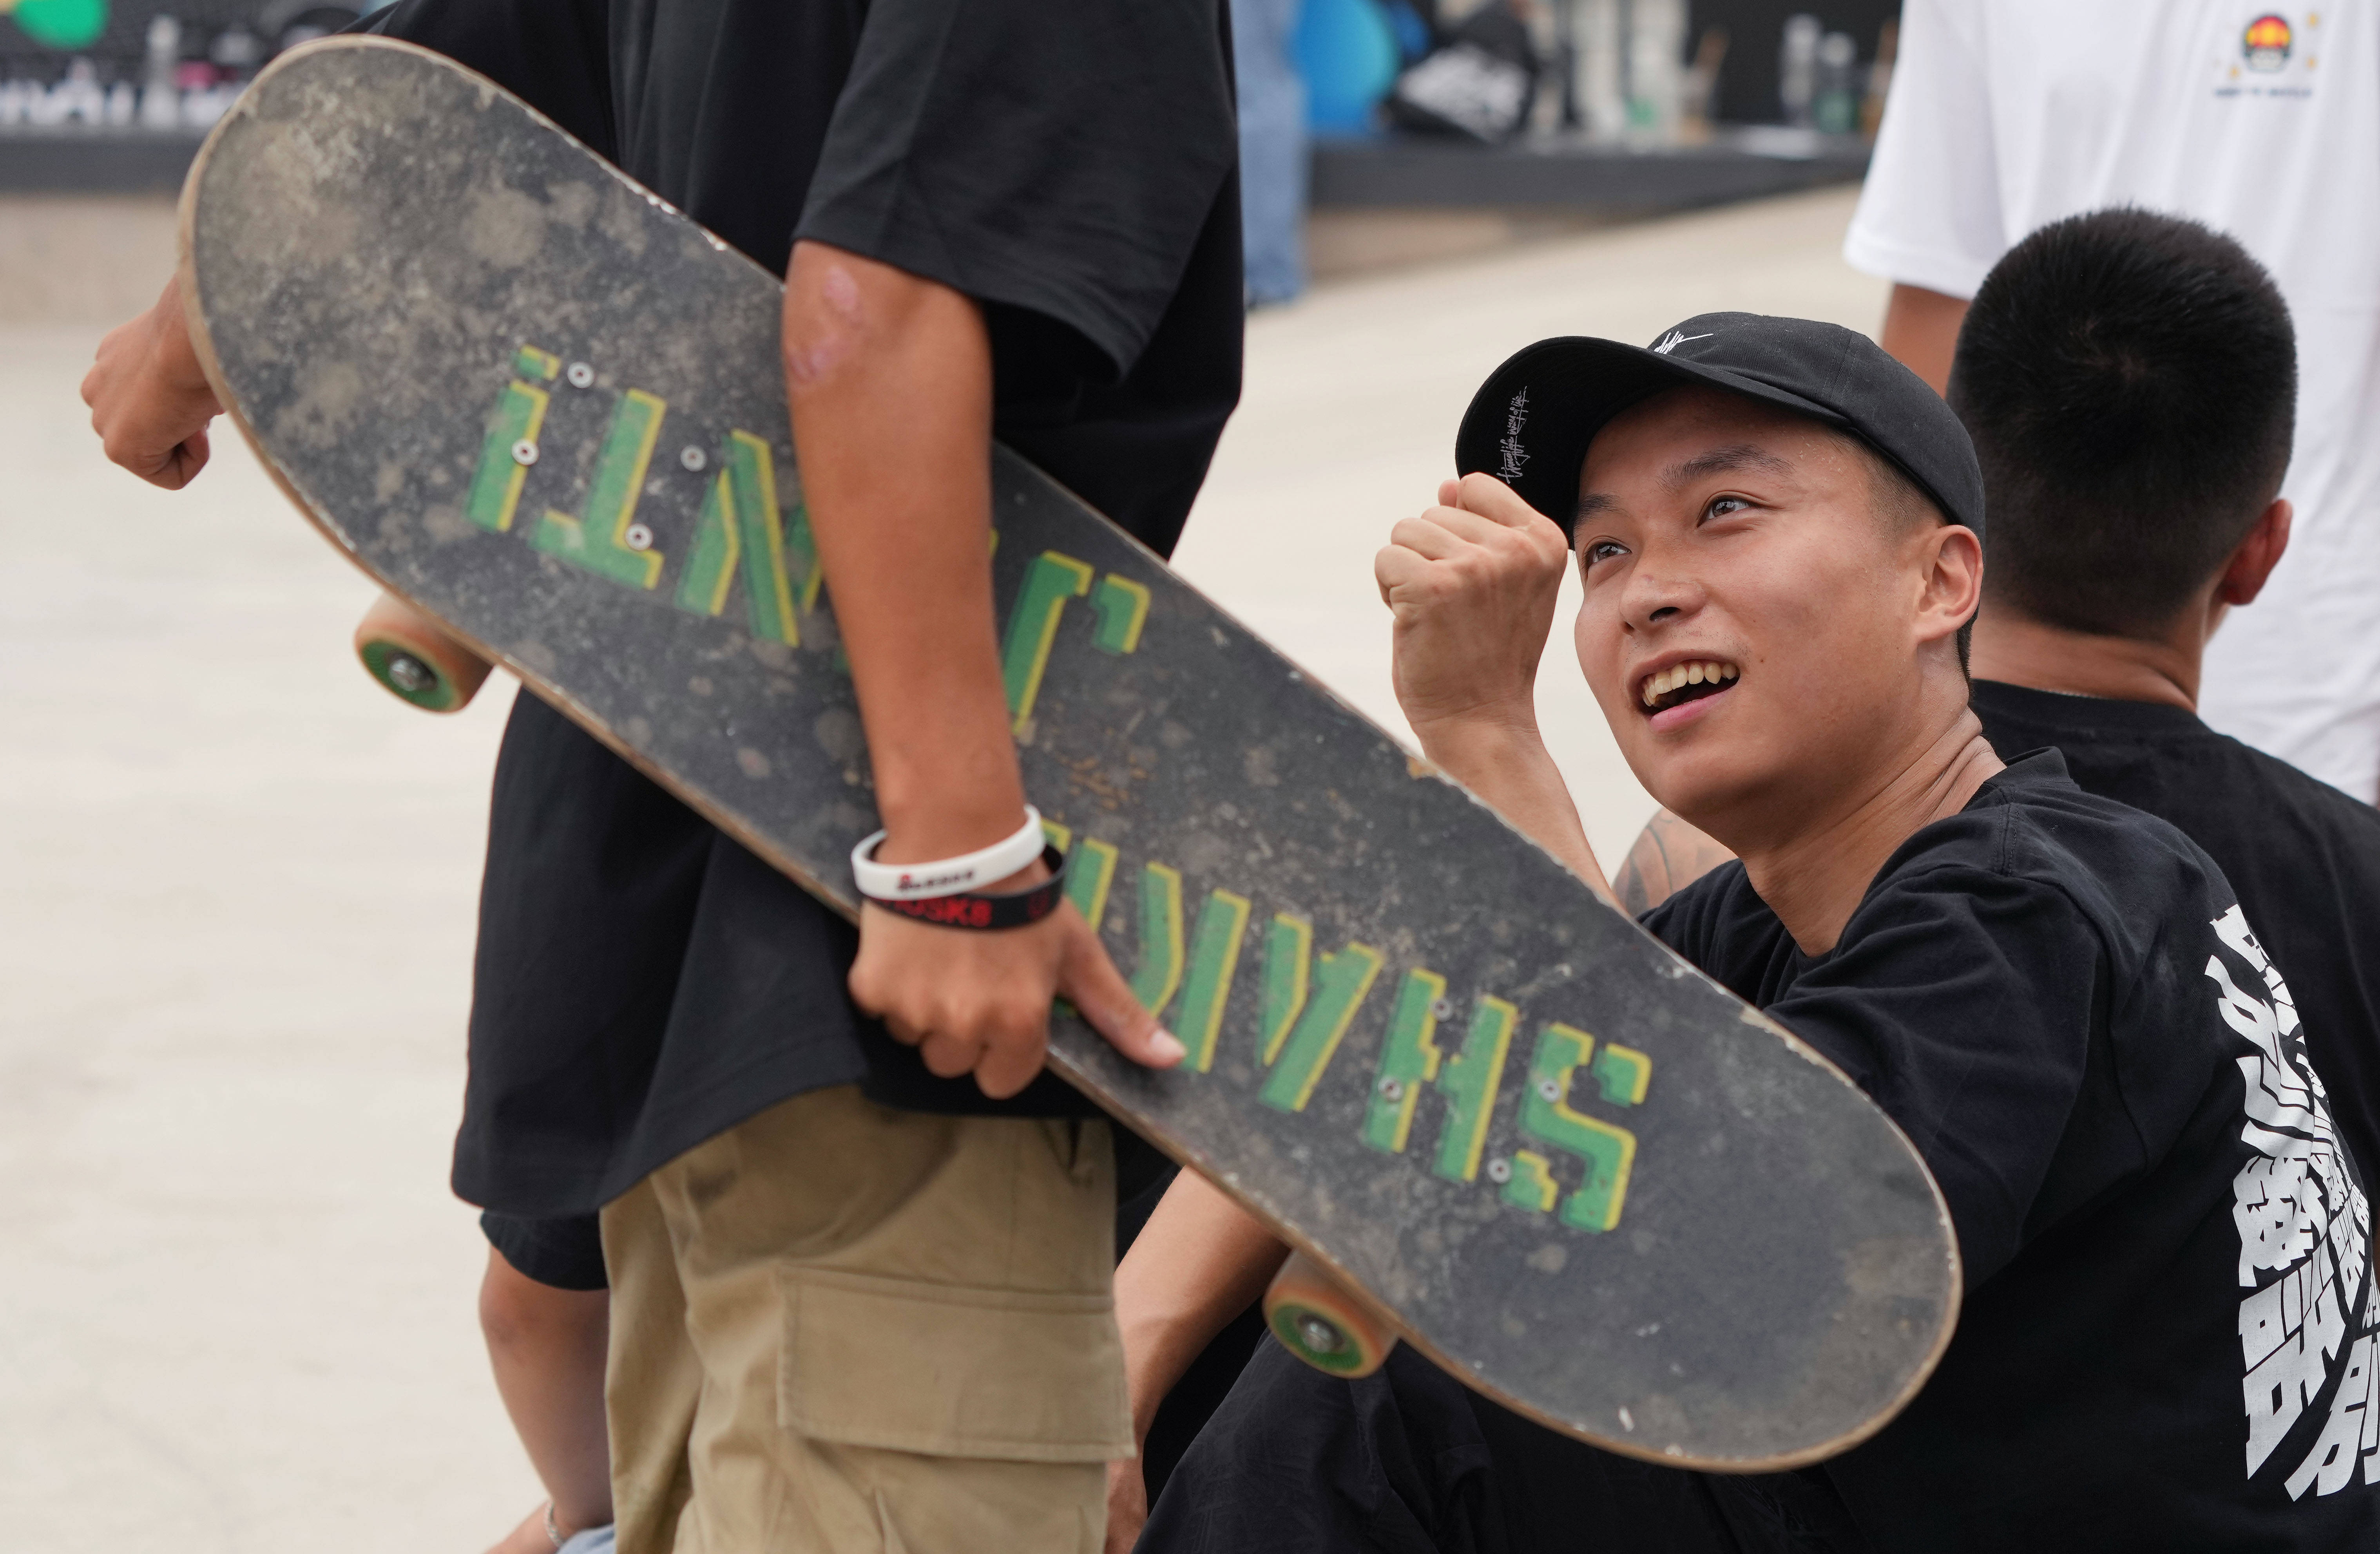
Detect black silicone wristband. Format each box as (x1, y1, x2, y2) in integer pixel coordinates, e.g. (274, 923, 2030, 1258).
(864, 844, 1070, 930)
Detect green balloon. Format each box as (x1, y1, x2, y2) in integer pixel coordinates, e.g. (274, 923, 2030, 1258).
(13, 0, 109, 51)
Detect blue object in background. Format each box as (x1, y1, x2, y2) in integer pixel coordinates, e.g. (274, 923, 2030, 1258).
(1233, 0, 1310, 305)
(1293, 0, 1400, 134)
(1379, 0, 1434, 63)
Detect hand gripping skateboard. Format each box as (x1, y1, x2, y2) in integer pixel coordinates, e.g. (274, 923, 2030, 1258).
(182, 37, 1958, 1470)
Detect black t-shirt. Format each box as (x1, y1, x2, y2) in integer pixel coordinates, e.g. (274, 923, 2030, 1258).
(359, 0, 1243, 1216)
(1643, 752, 2380, 1549)
(1974, 679, 2380, 1201)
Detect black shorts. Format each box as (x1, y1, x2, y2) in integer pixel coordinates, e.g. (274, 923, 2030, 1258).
(481, 1209, 609, 1292)
(1140, 1340, 1849, 1554)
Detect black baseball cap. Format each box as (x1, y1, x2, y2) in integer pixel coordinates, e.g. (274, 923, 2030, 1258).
(1453, 312, 1985, 540)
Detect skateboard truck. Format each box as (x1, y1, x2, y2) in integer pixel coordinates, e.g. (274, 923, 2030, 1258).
(1263, 1251, 1398, 1378)
(355, 591, 494, 713)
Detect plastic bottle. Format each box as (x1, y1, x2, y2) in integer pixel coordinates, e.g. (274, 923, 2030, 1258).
(1861, 18, 1898, 138)
(1814, 29, 1858, 135)
(1678, 26, 1729, 143)
(1779, 12, 1820, 128)
(141, 15, 183, 130)
(1574, 0, 1625, 141)
(1625, 0, 1686, 144)
(45, 58, 105, 127)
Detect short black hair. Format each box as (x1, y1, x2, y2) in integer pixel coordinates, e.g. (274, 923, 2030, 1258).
(1948, 208, 2295, 637)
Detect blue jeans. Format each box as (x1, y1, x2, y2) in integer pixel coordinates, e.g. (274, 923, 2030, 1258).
(1234, 0, 1308, 305)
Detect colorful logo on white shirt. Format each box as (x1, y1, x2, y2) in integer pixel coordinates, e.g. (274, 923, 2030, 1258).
(2245, 13, 2295, 71)
(2208, 905, 2378, 1496)
(2216, 9, 2320, 96)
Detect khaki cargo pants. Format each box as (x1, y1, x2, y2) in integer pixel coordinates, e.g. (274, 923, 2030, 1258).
(600, 1085, 1131, 1553)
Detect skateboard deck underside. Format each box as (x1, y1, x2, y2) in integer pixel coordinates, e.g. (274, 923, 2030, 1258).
(184, 38, 1958, 1469)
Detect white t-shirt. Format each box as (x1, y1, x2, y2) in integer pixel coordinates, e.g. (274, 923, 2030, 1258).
(1846, 0, 2380, 801)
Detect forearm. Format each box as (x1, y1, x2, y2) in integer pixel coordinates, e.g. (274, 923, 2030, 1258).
(1880, 283, 1969, 397)
(1411, 713, 1609, 897)
(147, 274, 210, 393)
(1377, 476, 1602, 895)
(788, 242, 1182, 1089)
(783, 242, 1020, 859)
(1114, 1170, 1290, 1437)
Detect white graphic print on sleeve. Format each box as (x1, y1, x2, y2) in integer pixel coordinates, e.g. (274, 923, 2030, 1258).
(2209, 905, 2378, 1497)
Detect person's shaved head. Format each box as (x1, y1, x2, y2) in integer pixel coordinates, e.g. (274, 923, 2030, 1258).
(1951, 209, 2295, 638)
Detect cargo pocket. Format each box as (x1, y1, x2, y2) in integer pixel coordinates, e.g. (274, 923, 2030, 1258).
(778, 1265, 1133, 1463)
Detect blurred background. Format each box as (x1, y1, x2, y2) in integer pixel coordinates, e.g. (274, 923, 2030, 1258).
(2, 2, 1890, 1548)
(1, 0, 1900, 286)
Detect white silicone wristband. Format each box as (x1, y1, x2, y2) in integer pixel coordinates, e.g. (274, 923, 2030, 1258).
(851, 807, 1046, 901)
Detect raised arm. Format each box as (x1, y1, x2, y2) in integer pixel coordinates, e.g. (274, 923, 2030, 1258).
(784, 241, 1185, 1094)
(1879, 282, 1970, 398)
(1375, 473, 1610, 895)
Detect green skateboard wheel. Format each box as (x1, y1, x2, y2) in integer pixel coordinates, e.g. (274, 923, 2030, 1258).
(353, 592, 493, 713)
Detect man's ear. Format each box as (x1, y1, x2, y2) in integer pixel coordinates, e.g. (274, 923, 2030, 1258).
(1915, 523, 1984, 646)
(2216, 498, 2292, 608)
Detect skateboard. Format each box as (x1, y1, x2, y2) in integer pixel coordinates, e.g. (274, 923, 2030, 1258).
(181, 36, 1959, 1471)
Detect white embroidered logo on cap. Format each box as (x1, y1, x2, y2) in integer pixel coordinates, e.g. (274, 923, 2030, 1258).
(1651, 330, 1712, 355)
(1500, 388, 1531, 481)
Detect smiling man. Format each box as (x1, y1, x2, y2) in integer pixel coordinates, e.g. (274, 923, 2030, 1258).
(1114, 317, 2380, 1552)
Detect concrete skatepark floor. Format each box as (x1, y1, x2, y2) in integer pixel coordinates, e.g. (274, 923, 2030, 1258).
(0, 186, 1884, 1551)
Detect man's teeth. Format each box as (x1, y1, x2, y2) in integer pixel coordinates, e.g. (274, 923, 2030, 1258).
(1640, 660, 1741, 707)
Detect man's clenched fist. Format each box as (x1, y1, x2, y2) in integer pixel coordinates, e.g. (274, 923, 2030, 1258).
(82, 275, 221, 489)
(1374, 472, 1572, 740)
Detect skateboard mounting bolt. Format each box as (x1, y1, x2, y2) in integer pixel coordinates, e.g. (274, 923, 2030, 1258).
(384, 653, 435, 694)
(1536, 1078, 1562, 1102)
(565, 362, 594, 388)
(1378, 1077, 1403, 1101)
(1486, 1157, 1513, 1183)
(624, 524, 655, 552)
(1431, 999, 1454, 1022)
(1296, 1315, 1347, 1356)
(511, 439, 538, 467)
(680, 445, 707, 472)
